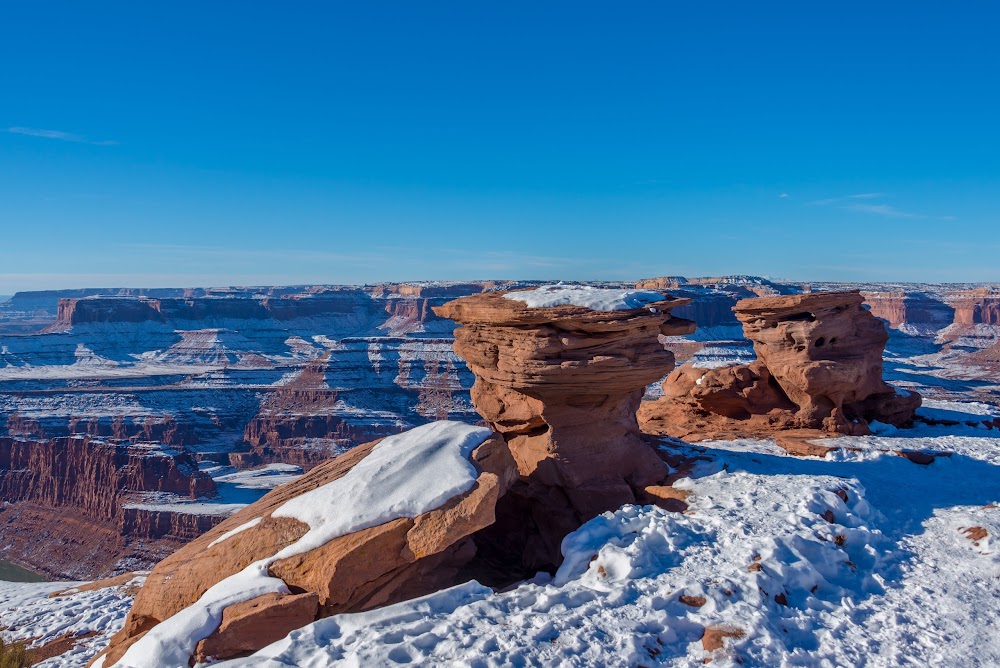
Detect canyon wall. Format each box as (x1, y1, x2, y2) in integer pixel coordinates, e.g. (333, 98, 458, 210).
(0, 436, 218, 578)
(2, 278, 998, 579)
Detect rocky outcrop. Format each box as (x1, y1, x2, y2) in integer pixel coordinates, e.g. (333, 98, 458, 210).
(435, 290, 695, 569)
(96, 423, 517, 667)
(639, 291, 921, 441)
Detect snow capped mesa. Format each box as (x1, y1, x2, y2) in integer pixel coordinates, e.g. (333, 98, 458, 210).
(504, 284, 667, 311)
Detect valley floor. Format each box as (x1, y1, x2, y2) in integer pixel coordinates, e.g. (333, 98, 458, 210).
(2, 402, 998, 667)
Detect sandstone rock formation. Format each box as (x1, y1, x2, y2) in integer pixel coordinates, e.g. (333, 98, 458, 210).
(639, 291, 921, 441)
(435, 290, 695, 569)
(95, 422, 517, 667)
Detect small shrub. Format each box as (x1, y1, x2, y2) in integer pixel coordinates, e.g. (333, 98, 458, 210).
(0, 638, 32, 668)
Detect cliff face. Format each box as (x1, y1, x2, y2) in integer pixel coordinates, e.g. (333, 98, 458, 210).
(120, 508, 224, 542)
(231, 339, 475, 470)
(861, 291, 957, 329)
(50, 292, 373, 328)
(0, 436, 218, 578)
(4, 413, 195, 446)
(948, 289, 1000, 326)
(237, 414, 402, 469)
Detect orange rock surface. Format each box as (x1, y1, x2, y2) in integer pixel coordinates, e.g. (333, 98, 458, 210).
(640, 291, 921, 442)
(95, 431, 517, 666)
(435, 290, 695, 568)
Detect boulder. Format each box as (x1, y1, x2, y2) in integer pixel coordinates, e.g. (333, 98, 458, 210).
(640, 291, 921, 442)
(94, 422, 517, 667)
(435, 288, 695, 569)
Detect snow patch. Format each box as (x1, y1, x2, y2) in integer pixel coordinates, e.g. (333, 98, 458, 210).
(208, 517, 263, 549)
(504, 284, 666, 311)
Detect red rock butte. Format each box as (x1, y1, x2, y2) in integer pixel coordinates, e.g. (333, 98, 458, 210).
(640, 290, 921, 441)
(435, 290, 695, 568)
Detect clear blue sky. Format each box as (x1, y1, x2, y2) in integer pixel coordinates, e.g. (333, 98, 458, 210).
(2, 2, 998, 293)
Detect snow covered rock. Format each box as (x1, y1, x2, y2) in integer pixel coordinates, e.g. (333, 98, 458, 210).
(435, 290, 696, 570)
(94, 421, 516, 667)
(641, 291, 922, 443)
(502, 284, 668, 311)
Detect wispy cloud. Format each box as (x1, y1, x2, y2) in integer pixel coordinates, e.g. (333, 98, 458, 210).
(808, 192, 951, 220)
(843, 203, 920, 218)
(809, 193, 883, 207)
(6, 126, 118, 146)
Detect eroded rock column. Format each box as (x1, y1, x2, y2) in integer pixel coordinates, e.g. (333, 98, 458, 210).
(435, 290, 695, 568)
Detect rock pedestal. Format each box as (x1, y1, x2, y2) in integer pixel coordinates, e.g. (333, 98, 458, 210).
(435, 291, 695, 568)
(640, 291, 921, 441)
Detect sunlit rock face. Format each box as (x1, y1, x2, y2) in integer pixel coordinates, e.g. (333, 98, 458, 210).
(640, 291, 921, 441)
(436, 290, 695, 569)
(95, 424, 517, 667)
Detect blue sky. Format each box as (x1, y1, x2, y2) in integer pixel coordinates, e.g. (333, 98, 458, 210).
(1, 2, 998, 293)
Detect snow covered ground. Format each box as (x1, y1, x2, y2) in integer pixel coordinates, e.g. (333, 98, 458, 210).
(3, 410, 999, 667)
(124, 463, 305, 517)
(0, 576, 144, 668)
(218, 417, 998, 668)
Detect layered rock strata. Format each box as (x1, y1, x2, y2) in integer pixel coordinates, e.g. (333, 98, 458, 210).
(861, 290, 956, 330)
(96, 423, 517, 666)
(435, 290, 695, 569)
(0, 436, 217, 578)
(639, 291, 921, 441)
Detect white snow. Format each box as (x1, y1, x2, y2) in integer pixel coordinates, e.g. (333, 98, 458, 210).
(917, 398, 1000, 423)
(217, 421, 1000, 668)
(112, 421, 493, 668)
(207, 517, 263, 548)
(504, 284, 666, 311)
(212, 463, 305, 489)
(0, 576, 143, 668)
